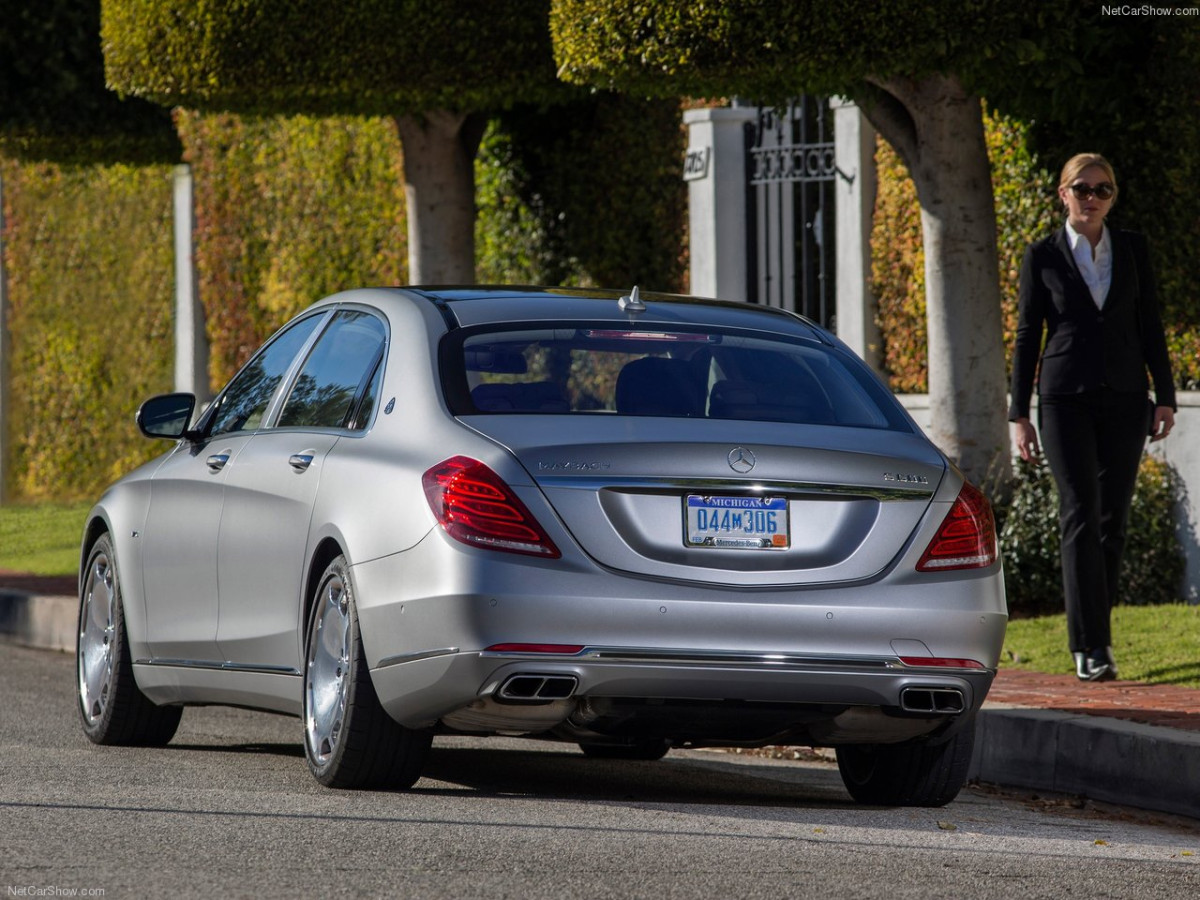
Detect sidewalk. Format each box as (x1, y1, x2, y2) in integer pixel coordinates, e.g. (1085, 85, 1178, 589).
(2, 579, 1196, 820)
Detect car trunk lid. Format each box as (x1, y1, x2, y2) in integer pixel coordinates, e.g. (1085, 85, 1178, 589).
(461, 416, 945, 586)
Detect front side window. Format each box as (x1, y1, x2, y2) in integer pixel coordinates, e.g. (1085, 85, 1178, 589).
(446, 326, 909, 431)
(208, 313, 326, 438)
(278, 311, 387, 430)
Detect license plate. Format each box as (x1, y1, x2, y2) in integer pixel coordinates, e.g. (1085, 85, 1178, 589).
(684, 495, 789, 549)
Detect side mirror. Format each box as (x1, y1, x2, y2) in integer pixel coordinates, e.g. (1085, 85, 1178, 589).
(137, 393, 197, 440)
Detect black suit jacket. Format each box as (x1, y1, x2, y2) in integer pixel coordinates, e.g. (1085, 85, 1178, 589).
(1008, 226, 1176, 420)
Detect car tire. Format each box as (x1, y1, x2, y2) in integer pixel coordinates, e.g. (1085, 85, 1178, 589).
(77, 533, 182, 746)
(578, 739, 671, 761)
(835, 718, 976, 807)
(303, 554, 431, 789)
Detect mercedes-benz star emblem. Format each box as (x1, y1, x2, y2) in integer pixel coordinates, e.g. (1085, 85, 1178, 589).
(727, 447, 756, 474)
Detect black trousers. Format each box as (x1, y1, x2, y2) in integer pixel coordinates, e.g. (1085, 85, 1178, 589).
(1038, 389, 1149, 652)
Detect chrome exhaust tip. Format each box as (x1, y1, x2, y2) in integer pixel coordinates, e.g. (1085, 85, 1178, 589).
(899, 687, 965, 714)
(497, 674, 579, 703)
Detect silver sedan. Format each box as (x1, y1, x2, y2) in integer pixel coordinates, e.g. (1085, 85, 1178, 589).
(76, 286, 1006, 805)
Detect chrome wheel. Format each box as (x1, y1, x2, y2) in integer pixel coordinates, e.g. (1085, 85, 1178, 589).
(305, 572, 352, 766)
(76, 532, 181, 746)
(78, 549, 117, 727)
(301, 554, 431, 788)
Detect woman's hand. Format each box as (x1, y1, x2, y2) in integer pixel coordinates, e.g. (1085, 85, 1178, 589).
(1012, 417, 1040, 462)
(1150, 405, 1175, 442)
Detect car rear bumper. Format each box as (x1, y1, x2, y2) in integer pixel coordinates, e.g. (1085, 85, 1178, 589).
(369, 645, 993, 732)
(355, 534, 1005, 743)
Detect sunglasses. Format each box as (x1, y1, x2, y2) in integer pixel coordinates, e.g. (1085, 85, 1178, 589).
(1068, 181, 1115, 201)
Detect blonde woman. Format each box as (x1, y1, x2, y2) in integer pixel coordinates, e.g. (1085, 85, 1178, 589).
(1009, 153, 1176, 682)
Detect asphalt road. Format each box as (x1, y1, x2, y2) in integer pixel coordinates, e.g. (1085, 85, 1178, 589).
(2, 641, 1198, 900)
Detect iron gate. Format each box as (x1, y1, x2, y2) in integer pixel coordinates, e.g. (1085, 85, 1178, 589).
(746, 97, 837, 327)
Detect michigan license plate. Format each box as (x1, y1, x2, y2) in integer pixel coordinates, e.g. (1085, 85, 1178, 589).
(684, 495, 789, 549)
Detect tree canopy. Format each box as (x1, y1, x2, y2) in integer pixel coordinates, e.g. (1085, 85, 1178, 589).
(552, 1, 1085, 107)
(0, 0, 178, 165)
(102, 0, 566, 116)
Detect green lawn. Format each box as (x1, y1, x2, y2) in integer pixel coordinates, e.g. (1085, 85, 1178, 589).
(0, 501, 92, 575)
(1002, 604, 1200, 688)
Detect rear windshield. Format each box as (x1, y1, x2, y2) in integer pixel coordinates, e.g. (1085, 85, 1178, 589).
(444, 326, 911, 431)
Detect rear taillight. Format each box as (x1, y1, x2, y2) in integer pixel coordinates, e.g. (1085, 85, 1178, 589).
(422, 456, 561, 558)
(916, 480, 997, 572)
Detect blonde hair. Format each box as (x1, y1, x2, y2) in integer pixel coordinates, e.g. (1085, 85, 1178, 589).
(1059, 153, 1118, 203)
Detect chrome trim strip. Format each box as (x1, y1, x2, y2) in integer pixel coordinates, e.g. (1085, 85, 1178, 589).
(533, 475, 933, 501)
(133, 658, 300, 676)
(480, 646, 991, 674)
(374, 647, 461, 669)
(480, 646, 895, 669)
(578, 648, 896, 669)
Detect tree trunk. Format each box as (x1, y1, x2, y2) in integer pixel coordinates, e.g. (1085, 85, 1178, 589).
(394, 111, 485, 285)
(858, 74, 1011, 492)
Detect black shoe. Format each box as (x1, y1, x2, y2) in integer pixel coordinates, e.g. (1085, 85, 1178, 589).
(1073, 649, 1117, 683)
(1102, 646, 1119, 679)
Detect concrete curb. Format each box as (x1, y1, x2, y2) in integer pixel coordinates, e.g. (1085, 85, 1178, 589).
(3, 591, 1197, 820)
(970, 707, 1200, 820)
(0, 590, 75, 653)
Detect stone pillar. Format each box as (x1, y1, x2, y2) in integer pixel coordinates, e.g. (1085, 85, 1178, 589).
(0, 173, 10, 504)
(683, 107, 756, 302)
(833, 99, 882, 376)
(173, 165, 210, 401)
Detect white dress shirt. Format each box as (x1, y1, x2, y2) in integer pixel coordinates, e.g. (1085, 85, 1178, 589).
(1065, 220, 1112, 309)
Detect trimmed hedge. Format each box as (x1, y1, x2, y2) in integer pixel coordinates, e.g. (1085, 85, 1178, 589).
(103, 1, 564, 116)
(1, 160, 175, 500)
(174, 111, 408, 387)
(476, 94, 688, 291)
(1000, 455, 1187, 616)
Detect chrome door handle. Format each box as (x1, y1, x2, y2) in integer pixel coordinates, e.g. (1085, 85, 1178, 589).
(289, 453, 315, 472)
(206, 453, 230, 471)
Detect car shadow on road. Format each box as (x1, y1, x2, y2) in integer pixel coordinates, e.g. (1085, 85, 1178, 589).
(417, 743, 851, 809)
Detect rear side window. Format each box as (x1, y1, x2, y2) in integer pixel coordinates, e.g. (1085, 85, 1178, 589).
(278, 311, 387, 430)
(446, 326, 909, 431)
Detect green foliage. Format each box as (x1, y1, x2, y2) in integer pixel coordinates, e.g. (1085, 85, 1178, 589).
(475, 95, 688, 291)
(0, 501, 92, 574)
(996, 461, 1062, 614)
(174, 111, 407, 386)
(550, 1, 1085, 103)
(1002, 604, 1200, 687)
(870, 139, 925, 393)
(999, 455, 1188, 617)
(103, 1, 565, 116)
(1, 159, 175, 501)
(985, 110, 1060, 360)
(0, 0, 179, 165)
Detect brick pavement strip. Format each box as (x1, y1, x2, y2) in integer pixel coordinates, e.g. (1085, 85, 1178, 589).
(987, 668, 1200, 732)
